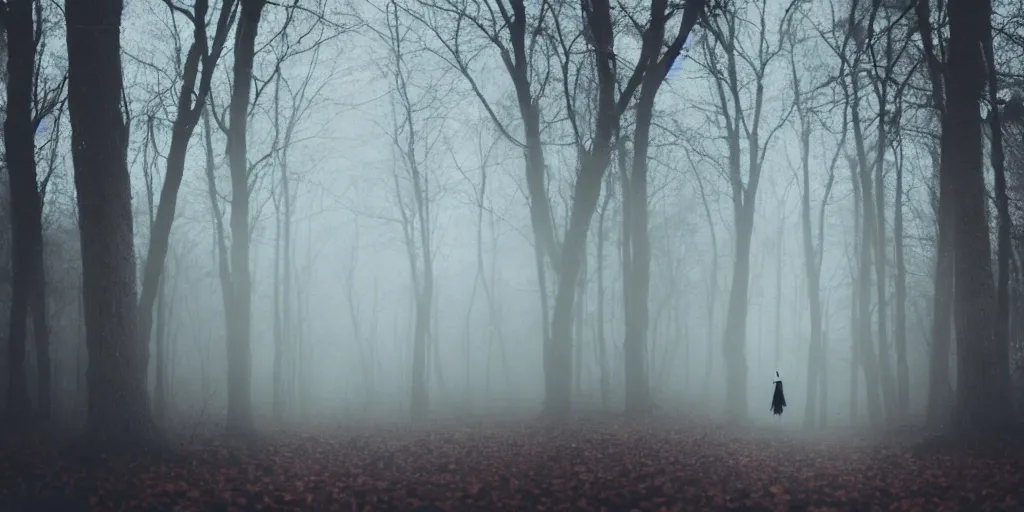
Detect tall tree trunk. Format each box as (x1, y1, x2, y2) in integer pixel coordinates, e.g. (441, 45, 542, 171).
(849, 76, 885, 426)
(269, 68, 296, 422)
(595, 177, 613, 409)
(946, 0, 1013, 431)
(223, 0, 266, 435)
(722, 207, 754, 420)
(620, 0, 703, 416)
(774, 226, 783, 371)
(410, 251, 433, 419)
(848, 155, 862, 424)
(872, 93, 896, 421)
(467, 151, 492, 406)
(704, 6, 774, 421)
(3, 0, 46, 422)
(796, 103, 823, 430)
(501, 2, 559, 410)
(486, 210, 510, 393)
(983, 5, 1014, 424)
(272, 186, 284, 420)
(280, 107, 295, 417)
(201, 107, 235, 421)
(623, 84, 654, 417)
(542, 0, 619, 418)
(915, 0, 954, 429)
(623, 109, 652, 417)
(696, 173, 719, 397)
(385, 2, 436, 419)
(66, 0, 156, 445)
(927, 148, 955, 426)
(619, 138, 635, 405)
(894, 140, 909, 418)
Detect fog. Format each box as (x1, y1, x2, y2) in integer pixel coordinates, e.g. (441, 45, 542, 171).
(2, 0, 1023, 447)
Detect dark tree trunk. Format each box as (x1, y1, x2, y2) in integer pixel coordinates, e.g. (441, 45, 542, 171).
(982, 3, 1015, 424)
(3, 0, 46, 422)
(65, 0, 157, 445)
(223, 0, 266, 436)
(945, 0, 1014, 432)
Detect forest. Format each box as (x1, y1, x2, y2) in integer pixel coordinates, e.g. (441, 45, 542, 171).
(1, 0, 1023, 509)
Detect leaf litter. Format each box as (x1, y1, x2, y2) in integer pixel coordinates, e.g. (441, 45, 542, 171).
(1, 416, 1021, 511)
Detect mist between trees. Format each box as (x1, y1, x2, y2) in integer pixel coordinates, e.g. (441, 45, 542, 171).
(1, 0, 1022, 448)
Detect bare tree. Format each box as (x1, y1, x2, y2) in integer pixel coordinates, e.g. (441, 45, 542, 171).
(852, 0, 919, 421)
(410, 0, 706, 416)
(700, 0, 793, 420)
(267, 27, 333, 421)
(376, 0, 448, 419)
(215, 0, 268, 435)
(617, 0, 705, 415)
(452, 127, 503, 407)
(136, 0, 237, 398)
(820, 0, 884, 426)
(787, 9, 842, 428)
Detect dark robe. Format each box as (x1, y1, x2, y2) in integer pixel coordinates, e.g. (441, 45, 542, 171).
(770, 379, 787, 416)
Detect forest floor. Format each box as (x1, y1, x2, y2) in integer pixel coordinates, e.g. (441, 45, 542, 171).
(1, 413, 1023, 511)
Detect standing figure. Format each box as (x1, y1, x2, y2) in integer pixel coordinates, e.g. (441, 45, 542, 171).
(770, 371, 786, 416)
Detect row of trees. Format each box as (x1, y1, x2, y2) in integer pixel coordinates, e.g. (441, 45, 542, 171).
(1, 0, 340, 442)
(2, 0, 1023, 449)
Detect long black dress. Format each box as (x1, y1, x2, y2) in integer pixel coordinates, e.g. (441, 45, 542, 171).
(770, 373, 787, 416)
